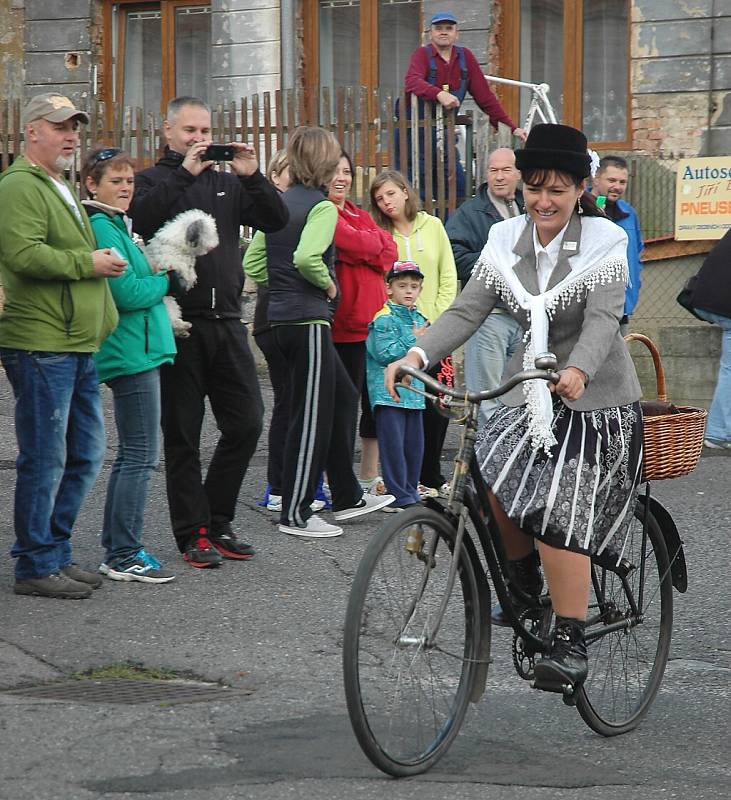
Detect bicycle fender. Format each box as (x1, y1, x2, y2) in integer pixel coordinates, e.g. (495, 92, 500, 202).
(464, 533, 492, 704)
(637, 494, 688, 593)
(423, 498, 492, 701)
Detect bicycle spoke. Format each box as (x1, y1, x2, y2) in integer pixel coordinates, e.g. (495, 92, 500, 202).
(344, 508, 482, 774)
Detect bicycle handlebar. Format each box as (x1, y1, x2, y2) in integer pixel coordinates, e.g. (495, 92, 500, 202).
(396, 353, 559, 405)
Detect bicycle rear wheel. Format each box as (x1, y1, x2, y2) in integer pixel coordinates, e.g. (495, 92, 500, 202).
(343, 506, 482, 776)
(577, 501, 673, 735)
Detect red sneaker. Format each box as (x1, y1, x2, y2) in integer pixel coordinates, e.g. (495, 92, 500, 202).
(209, 532, 255, 560)
(183, 529, 223, 568)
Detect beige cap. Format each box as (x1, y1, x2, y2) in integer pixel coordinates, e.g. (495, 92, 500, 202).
(22, 93, 90, 127)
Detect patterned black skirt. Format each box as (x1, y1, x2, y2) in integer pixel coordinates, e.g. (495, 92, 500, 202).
(475, 399, 643, 561)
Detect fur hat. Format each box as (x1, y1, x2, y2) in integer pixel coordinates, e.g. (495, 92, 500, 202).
(515, 124, 591, 179)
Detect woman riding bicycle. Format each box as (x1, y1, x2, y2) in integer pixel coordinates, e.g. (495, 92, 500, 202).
(385, 123, 643, 690)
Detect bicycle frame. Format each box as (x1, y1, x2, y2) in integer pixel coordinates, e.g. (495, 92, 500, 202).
(400, 364, 661, 666)
(428, 396, 547, 655)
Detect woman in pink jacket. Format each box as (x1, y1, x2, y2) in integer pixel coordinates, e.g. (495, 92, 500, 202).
(329, 151, 398, 493)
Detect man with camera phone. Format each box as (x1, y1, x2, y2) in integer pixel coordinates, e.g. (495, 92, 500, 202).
(131, 96, 288, 569)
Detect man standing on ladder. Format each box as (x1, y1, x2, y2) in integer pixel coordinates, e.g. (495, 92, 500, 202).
(401, 10, 527, 201)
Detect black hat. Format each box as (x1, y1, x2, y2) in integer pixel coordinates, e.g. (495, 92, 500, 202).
(515, 124, 591, 179)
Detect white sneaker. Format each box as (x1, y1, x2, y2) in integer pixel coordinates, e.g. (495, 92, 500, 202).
(359, 476, 386, 495)
(417, 484, 439, 500)
(278, 515, 343, 538)
(704, 438, 731, 449)
(266, 494, 282, 512)
(333, 493, 396, 521)
(268, 494, 326, 513)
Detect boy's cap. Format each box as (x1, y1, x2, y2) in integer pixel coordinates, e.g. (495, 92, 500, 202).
(387, 260, 424, 282)
(430, 11, 458, 25)
(22, 93, 89, 127)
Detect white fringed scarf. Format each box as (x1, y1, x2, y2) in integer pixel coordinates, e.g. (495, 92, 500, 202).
(473, 215, 629, 453)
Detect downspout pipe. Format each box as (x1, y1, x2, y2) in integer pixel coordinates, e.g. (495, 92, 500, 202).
(281, 0, 296, 91)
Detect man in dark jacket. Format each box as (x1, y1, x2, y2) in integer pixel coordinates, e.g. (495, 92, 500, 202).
(445, 147, 524, 426)
(131, 96, 288, 568)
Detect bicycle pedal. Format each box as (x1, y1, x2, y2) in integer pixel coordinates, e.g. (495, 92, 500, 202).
(532, 677, 572, 695)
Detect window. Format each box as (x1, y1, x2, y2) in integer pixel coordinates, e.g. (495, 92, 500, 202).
(306, 0, 421, 95)
(501, 0, 630, 146)
(103, 1, 211, 115)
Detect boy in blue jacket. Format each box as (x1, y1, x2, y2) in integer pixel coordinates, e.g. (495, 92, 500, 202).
(366, 262, 429, 510)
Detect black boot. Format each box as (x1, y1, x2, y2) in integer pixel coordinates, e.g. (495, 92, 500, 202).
(491, 550, 543, 627)
(534, 616, 588, 689)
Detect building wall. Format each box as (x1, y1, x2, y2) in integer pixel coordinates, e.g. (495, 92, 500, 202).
(0, 0, 25, 102)
(210, 0, 281, 106)
(631, 0, 731, 156)
(23, 0, 93, 106)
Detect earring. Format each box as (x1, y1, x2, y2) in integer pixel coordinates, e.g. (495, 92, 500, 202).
(577, 198, 583, 215)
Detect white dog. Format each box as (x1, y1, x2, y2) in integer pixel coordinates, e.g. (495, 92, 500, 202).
(143, 209, 219, 337)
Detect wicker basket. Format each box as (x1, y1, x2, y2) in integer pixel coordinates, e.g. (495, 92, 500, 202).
(626, 333, 707, 481)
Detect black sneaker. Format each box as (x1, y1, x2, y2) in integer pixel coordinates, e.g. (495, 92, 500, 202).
(60, 564, 103, 589)
(209, 531, 255, 560)
(183, 529, 223, 568)
(14, 573, 92, 599)
(534, 616, 588, 689)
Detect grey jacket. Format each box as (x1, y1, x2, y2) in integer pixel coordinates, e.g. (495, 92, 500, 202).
(417, 214, 641, 411)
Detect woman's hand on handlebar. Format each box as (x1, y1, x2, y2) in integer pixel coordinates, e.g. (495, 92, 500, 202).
(385, 351, 424, 402)
(550, 367, 587, 402)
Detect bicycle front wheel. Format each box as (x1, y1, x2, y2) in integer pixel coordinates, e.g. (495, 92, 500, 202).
(577, 501, 673, 735)
(343, 506, 482, 776)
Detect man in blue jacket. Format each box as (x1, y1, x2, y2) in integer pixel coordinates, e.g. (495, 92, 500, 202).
(590, 155, 644, 332)
(445, 147, 523, 427)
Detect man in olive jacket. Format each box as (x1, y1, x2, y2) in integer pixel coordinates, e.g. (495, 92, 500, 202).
(0, 93, 125, 599)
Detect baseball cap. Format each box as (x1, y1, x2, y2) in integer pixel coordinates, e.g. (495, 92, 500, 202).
(22, 93, 90, 127)
(430, 11, 458, 25)
(387, 261, 424, 282)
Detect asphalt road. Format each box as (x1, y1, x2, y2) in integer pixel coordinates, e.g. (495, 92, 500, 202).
(0, 373, 729, 800)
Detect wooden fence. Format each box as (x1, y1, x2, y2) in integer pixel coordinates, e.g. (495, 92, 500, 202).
(0, 87, 480, 220)
(0, 87, 678, 236)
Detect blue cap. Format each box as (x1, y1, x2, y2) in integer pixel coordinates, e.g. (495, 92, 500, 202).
(430, 11, 458, 25)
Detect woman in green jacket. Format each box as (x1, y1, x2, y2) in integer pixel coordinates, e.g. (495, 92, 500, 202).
(82, 148, 176, 583)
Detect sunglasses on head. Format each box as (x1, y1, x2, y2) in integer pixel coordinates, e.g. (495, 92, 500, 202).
(89, 147, 122, 169)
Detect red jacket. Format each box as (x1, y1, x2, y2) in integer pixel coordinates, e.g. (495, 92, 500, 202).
(404, 44, 517, 131)
(331, 200, 397, 343)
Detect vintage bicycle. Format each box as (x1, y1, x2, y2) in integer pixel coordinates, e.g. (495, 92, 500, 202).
(342, 354, 688, 777)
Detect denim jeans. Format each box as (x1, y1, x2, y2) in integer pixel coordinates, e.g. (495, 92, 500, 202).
(463, 312, 523, 430)
(0, 349, 105, 579)
(375, 406, 423, 507)
(694, 308, 731, 442)
(102, 368, 161, 565)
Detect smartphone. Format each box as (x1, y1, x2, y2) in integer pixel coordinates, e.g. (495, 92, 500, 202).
(109, 246, 127, 264)
(202, 144, 235, 161)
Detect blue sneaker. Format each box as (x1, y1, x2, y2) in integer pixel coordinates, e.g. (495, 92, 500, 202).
(102, 549, 176, 584)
